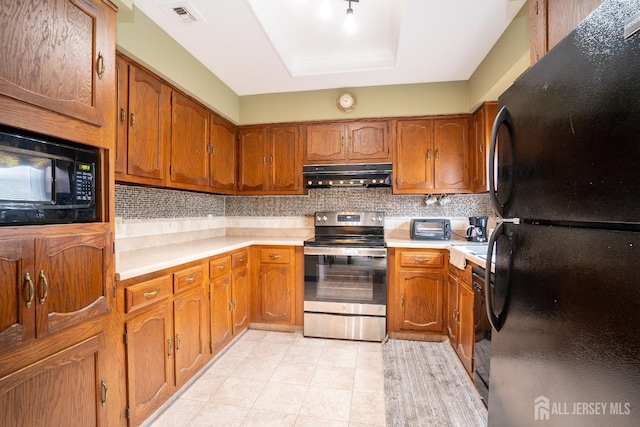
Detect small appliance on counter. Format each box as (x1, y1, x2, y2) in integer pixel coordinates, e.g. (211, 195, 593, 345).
(466, 216, 488, 242)
(410, 218, 451, 240)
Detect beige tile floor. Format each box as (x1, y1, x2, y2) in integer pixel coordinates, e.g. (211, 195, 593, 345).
(146, 330, 386, 427)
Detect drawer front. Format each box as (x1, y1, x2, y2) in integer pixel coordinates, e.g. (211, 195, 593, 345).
(125, 275, 172, 313)
(174, 264, 205, 293)
(231, 250, 249, 270)
(210, 255, 231, 279)
(399, 250, 445, 268)
(259, 248, 291, 264)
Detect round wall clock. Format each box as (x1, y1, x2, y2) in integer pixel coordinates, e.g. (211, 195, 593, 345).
(337, 91, 357, 112)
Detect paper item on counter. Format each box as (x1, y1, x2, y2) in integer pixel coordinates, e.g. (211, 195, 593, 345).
(449, 249, 467, 270)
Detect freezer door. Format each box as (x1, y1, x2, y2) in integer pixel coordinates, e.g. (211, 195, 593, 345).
(489, 1, 640, 223)
(488, 223, 640, 426)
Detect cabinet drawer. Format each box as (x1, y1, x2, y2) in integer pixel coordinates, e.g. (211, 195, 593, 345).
(174, 264, 205, 293)
(125, 275, 172, 313)
(398, 250, 444, 268)
(259, 248, 291, 264)
(231, 250, 249, 270)
(210, 255, 231, 279)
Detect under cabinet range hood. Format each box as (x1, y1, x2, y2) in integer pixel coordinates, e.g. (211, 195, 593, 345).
(303, 163, 392, 188)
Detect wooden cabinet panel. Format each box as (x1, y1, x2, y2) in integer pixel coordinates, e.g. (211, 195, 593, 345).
(394, 120, 434, 192)
(305, 124, 345, 162)
(173, 286, 208, 388)
(433, 118, 469, 190)
(124, 275, 172, 314)
(399, 250, 445, 269)
(258, 264, 293, 324)
(210, 115, 237, 194)
(173, 264, 205, 294)
(170, 91, 210, 189)
(238, 127, 268, 192)
(115, 55, 128, 175)
(347, 122, 390, 162)
(470, 102, 498, 193)
(0, 240, 35, 350)
(210, 255, 232, 280)
(396, 271, 443, 332)
(457, 282, 475, 374)
(125, 302, 174, 427)
(231, 268, 249, 334)
(0, 333, 108, 427)
(259, 248, 291, 264)
(446, 272, 459, 344)
(269, 125, 301, 193)
(210, 275, 232, 355)
(0, 0, 113, 127)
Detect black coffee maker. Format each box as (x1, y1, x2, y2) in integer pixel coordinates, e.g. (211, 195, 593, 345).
(466, 216, 488, 242)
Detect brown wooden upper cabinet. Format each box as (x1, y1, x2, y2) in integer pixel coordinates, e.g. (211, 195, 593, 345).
(470, 102, 498, 193)
(238, 124, 303, 195)
(169, 91, 211, 191)
(530, 0, 604, 64)
(210, 115, 237, 195)
(305, 121, 391, 164)
(115, 55, 171, 186)
(394, 117, 470, 194)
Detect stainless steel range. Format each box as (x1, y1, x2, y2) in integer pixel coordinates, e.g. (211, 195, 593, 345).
(303, 211, 387, 342)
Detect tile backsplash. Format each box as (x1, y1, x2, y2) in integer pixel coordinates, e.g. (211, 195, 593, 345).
(115, 184, 493, 220)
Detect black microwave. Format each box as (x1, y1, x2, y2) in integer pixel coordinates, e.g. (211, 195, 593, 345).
(0, 126, 99, 225)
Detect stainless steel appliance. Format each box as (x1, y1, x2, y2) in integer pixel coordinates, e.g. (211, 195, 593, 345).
(0, 125, 98, 225)
(410, 218, 452, 240)
(303, 211, 387, 341)
(486, 2, 640, 425)
(466, 216, 488, 242)
(303, 163, 392, 188)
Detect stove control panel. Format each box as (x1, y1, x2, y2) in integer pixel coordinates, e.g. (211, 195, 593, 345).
(314, 211, 385, 227)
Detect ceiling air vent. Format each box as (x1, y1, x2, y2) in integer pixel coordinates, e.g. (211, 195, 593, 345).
(162, 2, 205, 24)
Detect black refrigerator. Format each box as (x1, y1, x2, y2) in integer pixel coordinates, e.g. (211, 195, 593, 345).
(485, 1, 640, 426)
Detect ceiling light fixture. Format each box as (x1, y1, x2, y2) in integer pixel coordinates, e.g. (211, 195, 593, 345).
(345, 0, 359, 34)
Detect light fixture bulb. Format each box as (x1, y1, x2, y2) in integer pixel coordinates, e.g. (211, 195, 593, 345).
(345, 7, 356, 33)
(319, 0, 332, 21)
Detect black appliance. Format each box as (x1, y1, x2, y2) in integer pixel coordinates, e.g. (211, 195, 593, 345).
(486, 1, 640, 425)
(0, 126, 99, 225)
(410, 218, 452, 240)
(471, 265, 493, 407)
(466, 216, 488, 242)
(303, 211, 387, 342)
(303, 163, 392, 188)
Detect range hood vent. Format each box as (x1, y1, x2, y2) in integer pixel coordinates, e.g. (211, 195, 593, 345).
(303, 163, 392, 188)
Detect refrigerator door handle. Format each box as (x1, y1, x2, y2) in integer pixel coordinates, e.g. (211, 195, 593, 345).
(489, 106, 512, 217)
(485, 220, 504, 332)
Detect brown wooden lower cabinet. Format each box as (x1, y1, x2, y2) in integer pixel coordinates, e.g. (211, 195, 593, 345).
(447, 262, 475, 376)
(253, 246, 295, 325)
(388, 248, 446, 337)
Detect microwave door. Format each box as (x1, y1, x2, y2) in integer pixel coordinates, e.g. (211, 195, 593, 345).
(0, 152, 53, 205)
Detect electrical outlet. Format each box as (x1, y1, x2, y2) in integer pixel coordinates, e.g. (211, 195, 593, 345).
(115, 217, 123, 234)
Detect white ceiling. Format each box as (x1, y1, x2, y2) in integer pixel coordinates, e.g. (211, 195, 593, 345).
(133, 0, 526, 96)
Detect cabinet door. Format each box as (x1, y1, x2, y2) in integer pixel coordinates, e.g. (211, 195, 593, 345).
(174, 287, 208, 388)
(457, 284, 475, 375)
(0, 240, 35, 350)
(0, 0, 112, 126)
(269, 125, 301, 193)
(0, 333, 108, 427)
(347, 121, 390, 162)
(231, 268, 250, 334)
(305, 124, 345, 163)
(433, 118, 470, 191)
(125, 302, 174, 427)
(170, 91, 210, 189)
(237, 127, 268, 193)
(258, 264, 293, 324)
(210, 115, 237, 194)
(445, 272, 459, 345)
(470, 103, 498, 192)
(115, 55, 129, 175)
(210, 276, 232, 355)
(125, 65, 169, 183)
(394, 120, 433, 193)
(396, 270, 443, 332)
(34, 232, 110, 338)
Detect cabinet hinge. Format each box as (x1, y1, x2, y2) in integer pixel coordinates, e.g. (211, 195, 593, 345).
(126, 406, 130, 419)
(124, 332, 128, 345)
(209, 340, 213, 354)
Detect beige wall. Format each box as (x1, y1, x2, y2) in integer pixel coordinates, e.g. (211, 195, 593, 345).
(113, 0, 240, 123)
(113, 1, 530, 125)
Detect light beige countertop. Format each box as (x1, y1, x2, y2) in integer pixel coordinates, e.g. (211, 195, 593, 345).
(115, 235, 307, 281)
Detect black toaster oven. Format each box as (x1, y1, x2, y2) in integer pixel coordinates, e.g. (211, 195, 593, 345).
(410, 219, 452, 240)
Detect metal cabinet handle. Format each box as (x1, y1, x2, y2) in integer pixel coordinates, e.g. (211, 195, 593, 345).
(263, 155, 266, 165)
(119, 107, 126, 125)
(233, 299, 237, 310)
(25, 272, 34, 308)
(176, 334, 181, 350)
(229, 300, 233, 312)
(435, 149, 439, 160)
(184, 275, 197, 283)
(143, 289, 160, 299)
(96, 52, 105, 80)
(426, 149, 431, 160)
(100, 380, 108, 406)
(414, 257, 430, 263)
(167, 339, 173, 356)
(39, 270, 49, 305)
(218, 264, 226, 270)
(286, 289, 290, 300)
(269, 254, 281, 260)
(237, 257, 245, 263)
(400, 293, 405, 307)
(129, 112, 136, 128)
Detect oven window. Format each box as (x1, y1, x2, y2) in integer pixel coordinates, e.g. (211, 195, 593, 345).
(304, 254, 387, 305)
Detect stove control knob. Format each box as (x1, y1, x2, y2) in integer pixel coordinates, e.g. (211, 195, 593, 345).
(307, 180, 312, 186)
(322, 216, 327, 221)
(318, 181, 323, 185)
(377, 216, 383, 223)
(329, 181, 333, 185)
(370, 216, 376, 222)
(350, 180, 354, 185)
(316, 215, 322, 222)
(340, 180, 344, 184)
(360, 179, 364, 184)
(372, 179, 377, 184)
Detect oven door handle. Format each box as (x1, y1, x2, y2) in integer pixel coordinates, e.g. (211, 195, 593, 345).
(303, 246, 387, 257)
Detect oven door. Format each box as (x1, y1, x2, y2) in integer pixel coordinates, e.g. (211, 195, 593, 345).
(303, 246, 387, 315)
